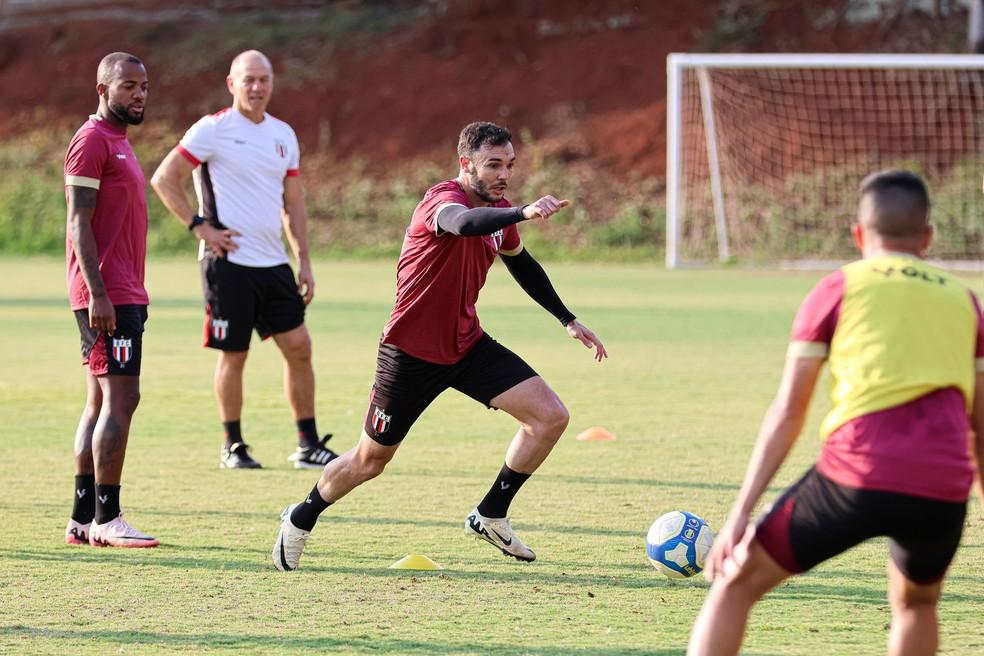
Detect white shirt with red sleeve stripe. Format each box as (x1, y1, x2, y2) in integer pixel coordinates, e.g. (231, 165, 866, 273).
(177, 108, 300, 267)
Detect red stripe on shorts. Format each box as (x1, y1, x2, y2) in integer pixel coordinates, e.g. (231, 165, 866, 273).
(755, 497, 800, 573)
(202, 305, 211, 348)
(88, 332, 110, 376)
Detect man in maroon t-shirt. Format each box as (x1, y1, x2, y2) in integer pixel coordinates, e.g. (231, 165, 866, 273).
(63, 52, 158, 548)
(272, 121, 607, 570)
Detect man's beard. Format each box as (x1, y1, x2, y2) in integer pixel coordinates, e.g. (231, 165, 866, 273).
(108, 100, 144, 125)
(469, 166, 501, 203)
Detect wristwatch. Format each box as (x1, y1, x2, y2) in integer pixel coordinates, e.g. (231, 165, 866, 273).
(188, 214, 206, 231)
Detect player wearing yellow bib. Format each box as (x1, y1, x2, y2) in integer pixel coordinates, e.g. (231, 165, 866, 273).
(688, 170, 984, 656)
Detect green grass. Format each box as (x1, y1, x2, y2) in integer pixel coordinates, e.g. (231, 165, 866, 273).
(1, 257, 983, 655)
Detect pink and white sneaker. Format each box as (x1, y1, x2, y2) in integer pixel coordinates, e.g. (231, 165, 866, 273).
(89, 514, 160, 548)
(65, 519, 91, 546)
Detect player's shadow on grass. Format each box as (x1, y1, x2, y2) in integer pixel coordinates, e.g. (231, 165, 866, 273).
(543, 474, 743, 492)
(0, 625, 688, 655)
(800, 565, 984, 588)
(0, 547, 272, 572)
(542, 474, 788, 497)
(305, 514, 645, 539)
(385, 470, 754, 494)
(765, 575, 984, 605)
(31, 502, 648, 539)
(0, 547, 684, 590)
(32, 502, 273, 521)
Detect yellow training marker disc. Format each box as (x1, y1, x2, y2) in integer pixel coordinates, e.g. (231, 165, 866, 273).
(388, 554, 444, 570)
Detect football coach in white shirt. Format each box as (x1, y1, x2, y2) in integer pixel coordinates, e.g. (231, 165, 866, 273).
(152, 50, 338, 471)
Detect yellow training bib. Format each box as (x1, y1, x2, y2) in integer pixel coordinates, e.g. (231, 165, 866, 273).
(822, 256, 978, 437)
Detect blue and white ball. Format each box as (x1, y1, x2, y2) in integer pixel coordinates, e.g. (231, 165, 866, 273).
(646, 510, 714, 579)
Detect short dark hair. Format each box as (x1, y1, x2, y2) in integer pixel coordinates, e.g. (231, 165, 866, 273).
(859, 169, 929, 204)
(457, 121, 512, 158)
(97, 52, 143, 85)
(858, 170, 930, 238)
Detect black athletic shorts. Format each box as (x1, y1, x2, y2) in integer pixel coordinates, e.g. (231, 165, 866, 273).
(200, 253, 305, 351)
(74, 304, 148, 377)
(363, 333, 539, 446)
(755, 467, 966, 584)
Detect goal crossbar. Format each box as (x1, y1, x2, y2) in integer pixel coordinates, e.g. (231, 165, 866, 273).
(669, 53, 984, 71)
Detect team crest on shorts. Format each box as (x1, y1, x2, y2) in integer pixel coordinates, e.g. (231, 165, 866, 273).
(211, 318, 229, 341)
(371, 407, 391, 434)
(112, 337, 132, 367)
(275, 140, 287, 158)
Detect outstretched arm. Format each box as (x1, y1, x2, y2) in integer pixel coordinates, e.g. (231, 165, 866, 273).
(437, 204, 525, 236)
(501, 247, 607, 362)
(437, 195, 569, 236)
(703, 354, 824, 582)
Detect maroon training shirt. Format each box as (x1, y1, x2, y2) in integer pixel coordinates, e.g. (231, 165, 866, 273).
(381, 180, 522, 364)
(64, 116, 148, 311)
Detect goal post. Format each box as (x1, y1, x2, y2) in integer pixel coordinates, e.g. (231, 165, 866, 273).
(666, 53, 984, 268)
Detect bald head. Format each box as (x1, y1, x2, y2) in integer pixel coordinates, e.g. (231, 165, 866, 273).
(226, 50, 275, 122)
(857, 170, 930, 244)
(97, 52, 143, 85)
(229, 50, 273, 77)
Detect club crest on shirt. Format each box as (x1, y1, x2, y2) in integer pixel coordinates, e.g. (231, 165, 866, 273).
(275, 140, 287, 158)
(112, 337, 132, 367)
(490, 229, 504, 252)
(211, 318, 229, 341)
(372, 406, 391, 434)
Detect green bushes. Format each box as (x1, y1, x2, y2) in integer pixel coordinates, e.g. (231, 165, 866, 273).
(0, 128, 665, 261)
(679, 157, 984, 263)
(0, 132, 67, 254)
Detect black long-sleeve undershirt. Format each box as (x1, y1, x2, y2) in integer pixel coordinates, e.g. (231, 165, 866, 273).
(501, 249, 576, 326)
(436, 204, 526, 236)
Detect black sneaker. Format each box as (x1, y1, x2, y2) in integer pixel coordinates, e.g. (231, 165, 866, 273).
(287, 434, 338, 469)
(220, 442, 263, 469)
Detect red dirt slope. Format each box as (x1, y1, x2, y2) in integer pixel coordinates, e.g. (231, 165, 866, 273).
(0, 0, 968, 178)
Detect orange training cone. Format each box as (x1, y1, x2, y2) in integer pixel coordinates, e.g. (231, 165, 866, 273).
(575, 426, 616, 441)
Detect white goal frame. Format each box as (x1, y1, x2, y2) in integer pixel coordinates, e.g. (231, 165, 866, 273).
(666, 53, 984, 269)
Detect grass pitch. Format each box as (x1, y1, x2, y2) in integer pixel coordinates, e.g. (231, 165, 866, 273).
(1, 257, 982, 655)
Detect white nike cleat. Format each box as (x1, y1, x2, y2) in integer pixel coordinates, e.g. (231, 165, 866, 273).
(65, 518, 91, 546)
(89, 514, 160, 548)
(464, 508, 536, 562)
(272, 504, 311, 571)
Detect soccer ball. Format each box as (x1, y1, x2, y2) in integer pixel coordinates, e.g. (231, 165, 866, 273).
(646, 510, 714, 579)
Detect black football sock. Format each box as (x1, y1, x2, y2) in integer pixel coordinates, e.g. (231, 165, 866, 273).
(94, 484, 121, 524)
(290, 484, 332, 531)
(223, 420, 243, 447)
(476, 463, 532, 519)
(296, 417, 319, 448)
(71, 474, 96, 524)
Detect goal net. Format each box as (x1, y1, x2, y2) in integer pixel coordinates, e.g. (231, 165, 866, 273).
(666, 53, 984, 268)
